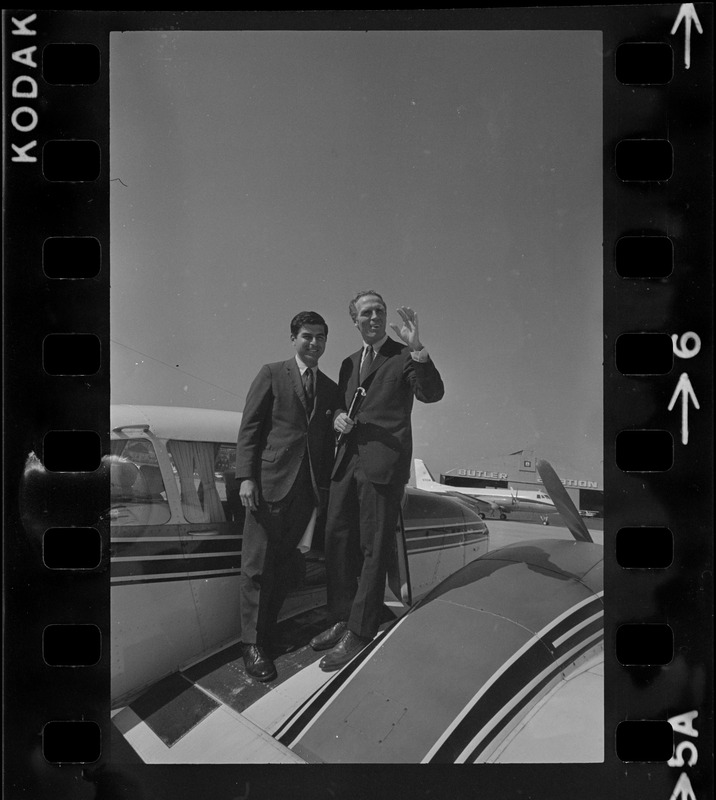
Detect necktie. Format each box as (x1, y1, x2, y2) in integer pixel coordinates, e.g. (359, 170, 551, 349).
(302, 368, 314, 406)
(360, 346, 374, 384)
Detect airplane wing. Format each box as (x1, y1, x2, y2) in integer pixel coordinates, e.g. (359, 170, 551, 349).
(112, 692, 307, 763)
(109, 455, 602, 764)
(273, 538, 603, 763)
(110, 608, 335, 763)
(112, 536, 603, 764)
(445, 490, 493, 514)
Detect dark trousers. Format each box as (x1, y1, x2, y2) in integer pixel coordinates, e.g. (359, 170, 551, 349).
(325, 451, 403, 639)
(239, 459, 314, 645)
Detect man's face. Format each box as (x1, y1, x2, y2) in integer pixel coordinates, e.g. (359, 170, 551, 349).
(353, 295, 387, 344)
(291, 324, 327, 367)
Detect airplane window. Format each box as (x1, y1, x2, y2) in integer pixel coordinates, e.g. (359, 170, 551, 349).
(214, 444, 242, 522)
(108, 440, 171, 526)
(166, 440, 228, 524)
(403, 491, 465, 527)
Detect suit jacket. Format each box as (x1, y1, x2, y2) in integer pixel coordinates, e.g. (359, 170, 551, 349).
(332, 337, 444, 486)
(236, 359, 339, 504)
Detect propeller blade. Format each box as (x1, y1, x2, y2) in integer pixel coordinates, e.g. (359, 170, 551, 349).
(536, 459, 593, 543)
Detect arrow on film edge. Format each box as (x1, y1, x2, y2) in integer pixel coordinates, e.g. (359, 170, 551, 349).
(671, 3, 703, 70)
(667, 372, 700, 445)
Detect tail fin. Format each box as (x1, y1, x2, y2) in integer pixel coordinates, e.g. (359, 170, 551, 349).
(413, 458, 436, 488)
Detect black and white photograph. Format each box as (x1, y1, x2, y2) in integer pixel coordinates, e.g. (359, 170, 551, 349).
(2, 6, 713, 800)
(108, 27, 604, 764)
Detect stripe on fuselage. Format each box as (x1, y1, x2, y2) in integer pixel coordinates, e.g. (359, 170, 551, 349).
(422, 593, 604, 762)
(274, 615, 412, 747)
(110, 528, 242, 585)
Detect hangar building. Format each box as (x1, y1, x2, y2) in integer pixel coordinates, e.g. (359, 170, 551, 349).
(439, 449, 603, 518)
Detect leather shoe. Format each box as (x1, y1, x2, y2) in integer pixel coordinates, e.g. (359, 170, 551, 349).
(319, 630, 372, 672)
(241, 643, 277, 682)
(310, 621, 348, 651)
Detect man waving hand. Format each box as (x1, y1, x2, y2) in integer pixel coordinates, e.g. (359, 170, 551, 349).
(311, 291, 444, 670)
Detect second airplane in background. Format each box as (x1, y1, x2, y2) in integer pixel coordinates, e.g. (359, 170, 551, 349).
(413, 458, 558, 525)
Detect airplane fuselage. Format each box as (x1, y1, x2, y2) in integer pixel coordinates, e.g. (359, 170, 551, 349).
(108, 451, 603, 766)
(459, 487, 558, 516)
(413, 460, 558, 520)
(108, 406, 489, 706)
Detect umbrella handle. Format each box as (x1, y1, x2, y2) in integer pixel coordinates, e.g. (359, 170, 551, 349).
(336, 387, 366, 446)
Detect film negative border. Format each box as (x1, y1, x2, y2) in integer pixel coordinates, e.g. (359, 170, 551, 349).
(4, 9, 111, 798)
(611, 10, 712, 800)
(606, 9, 712, 800)
(2, 7, 713, 800)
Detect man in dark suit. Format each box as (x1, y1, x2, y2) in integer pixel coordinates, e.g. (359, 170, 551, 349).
(310, 291, 444, 670)
(236, 311, 338, 681)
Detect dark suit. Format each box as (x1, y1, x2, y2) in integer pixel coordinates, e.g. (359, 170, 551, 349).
(325, 337, 444, 638)
(236, 358, 338, 645)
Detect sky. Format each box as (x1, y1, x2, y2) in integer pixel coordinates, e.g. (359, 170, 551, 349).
(110, 29, 603, 481)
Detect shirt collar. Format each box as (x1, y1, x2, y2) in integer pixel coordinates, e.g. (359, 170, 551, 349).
(295, 355, 316, 375)
(363, 334, 388, 355)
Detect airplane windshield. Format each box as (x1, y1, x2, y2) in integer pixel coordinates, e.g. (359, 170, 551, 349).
(109, 439, 171, 526)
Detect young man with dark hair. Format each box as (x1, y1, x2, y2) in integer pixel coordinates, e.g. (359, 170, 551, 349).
(236, 311, 338, 681)
(310, 291, 444, 670)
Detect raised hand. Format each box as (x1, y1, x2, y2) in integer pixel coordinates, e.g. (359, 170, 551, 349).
(390, 306, 423, 351)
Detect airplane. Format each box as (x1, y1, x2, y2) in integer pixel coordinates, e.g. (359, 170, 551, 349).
(18, 404, 487, 711)
(109, 444, 603, 764)
(104, 404, 489, 706)
(413, 457, 559, 525)
(274, 461, 602, 764)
